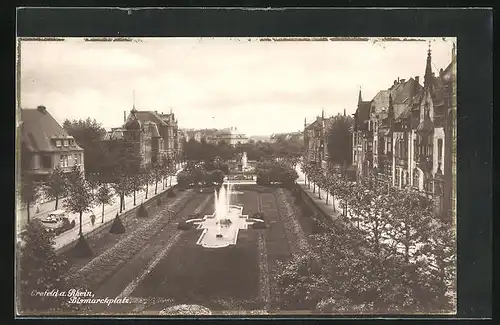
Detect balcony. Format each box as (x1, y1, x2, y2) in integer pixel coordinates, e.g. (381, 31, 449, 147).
(395, 157, 408, 168)
(416, 154, 433, 172)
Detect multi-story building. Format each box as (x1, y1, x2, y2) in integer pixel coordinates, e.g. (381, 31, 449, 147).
(352, 44, 455, 220)
(371, 77, 423, 185)
(20, 105, 84, 181)
(352, 90, 373, 180)
(304, 110, 330, 169)
(103, 108, 183, 167)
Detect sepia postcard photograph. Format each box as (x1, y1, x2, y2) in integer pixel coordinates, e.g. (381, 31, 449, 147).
(15, 36, 457, 317)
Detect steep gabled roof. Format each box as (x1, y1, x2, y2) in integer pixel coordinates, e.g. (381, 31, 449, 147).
(21, 107, 83, 152)
(354, 101, 371, 129)
(132, 110, 168, 127)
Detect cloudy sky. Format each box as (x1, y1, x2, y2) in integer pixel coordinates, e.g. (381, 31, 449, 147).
(19, 37, 455, 136)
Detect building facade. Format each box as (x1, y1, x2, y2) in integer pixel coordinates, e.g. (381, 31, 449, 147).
(304, 110, 330, 169)
(352, 44, 456, 220)
(103, 108, 183, 167)
(352, 91, 373, 180)
(20, 105, 85, 181)
(208, 127, 249, 146)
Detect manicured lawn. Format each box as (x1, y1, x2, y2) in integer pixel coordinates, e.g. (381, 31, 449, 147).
(131, 186, 264, 310)
(131, 227, 260, 308)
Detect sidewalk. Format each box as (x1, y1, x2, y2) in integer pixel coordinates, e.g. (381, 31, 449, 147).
(295, 164, 342, 220)
(295, 164, 427, 257)
(17, 165, 185, 250)
(53, 177, 178, 251)
(17, 163, 187, 230)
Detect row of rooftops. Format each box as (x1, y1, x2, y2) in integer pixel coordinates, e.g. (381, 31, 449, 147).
(354, 46, 454, 131)
(19, 105, 84, 153)
(104, 108, 181, 141)
(18, 105, 185, 152)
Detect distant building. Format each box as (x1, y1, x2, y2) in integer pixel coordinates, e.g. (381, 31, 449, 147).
(304, 110, 331, 169)
(270, 131, 303, 143)
(20, 105, 84, 180)
(182, 128, 218, 143)
(209, 127, 249, 146)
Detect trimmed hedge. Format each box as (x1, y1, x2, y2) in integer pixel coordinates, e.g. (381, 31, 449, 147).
(177, 220, 194, 230)
(166, 189, 177, 198)
(109, 214, 126, 234)
(72, 234, 93, 258)
(252, 212, 266, 221)
(137, 203, 148, 218)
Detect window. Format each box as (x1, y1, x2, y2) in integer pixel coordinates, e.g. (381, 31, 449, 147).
(41, 155, 51, 169)
(59, 154, 69, 168)
(438, 138, 443, 162)
(413, 169, 419, 188)
(63, 140, 69, 147)
(56, 140, 61, 147)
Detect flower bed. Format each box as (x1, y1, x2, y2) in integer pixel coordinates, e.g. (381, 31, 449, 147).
(159, 304, 212, 315)
(274, 188, 310, 255)
(66, 189, 195, 291)
(257, 232, 271, 309)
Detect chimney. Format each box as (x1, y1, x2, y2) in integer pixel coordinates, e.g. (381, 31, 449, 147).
(415, 76, 420, 85)
(393, 80, 397, 86)
(400, 78, 406, 83)
(37, 105, 47, 113)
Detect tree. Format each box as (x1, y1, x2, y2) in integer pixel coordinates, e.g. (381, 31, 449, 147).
(162, 154, 176, 188)
(18, 220, 69, 312)
(151, 161, 163, 195)
(176, 171, 192, 189)
(43, 167, 67, 210)
(64, 166, 95, 235)
(326, 115, 353, 166)
(111, 178, 128, 214)
(208, 169, 225, 186)
(255, 160, 297, 186)
(96, 184, 114, 223)
(19, 170, 41, 223)
(62, 118, 107, 173)
(142, 165, 154, 199)
(105, 139, 141, 211)
(275, 254, 329, 310)
(128, 168, 145, 206)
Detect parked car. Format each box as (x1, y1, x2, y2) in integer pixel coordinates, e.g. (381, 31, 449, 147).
(41, 209, 76, 234)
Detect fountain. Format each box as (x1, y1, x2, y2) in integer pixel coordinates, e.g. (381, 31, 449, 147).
(188, 183, 263, 248)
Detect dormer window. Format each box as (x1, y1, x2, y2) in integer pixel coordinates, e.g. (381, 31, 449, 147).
(56, 140, 61, 147)
(63, 140, 69, 147)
